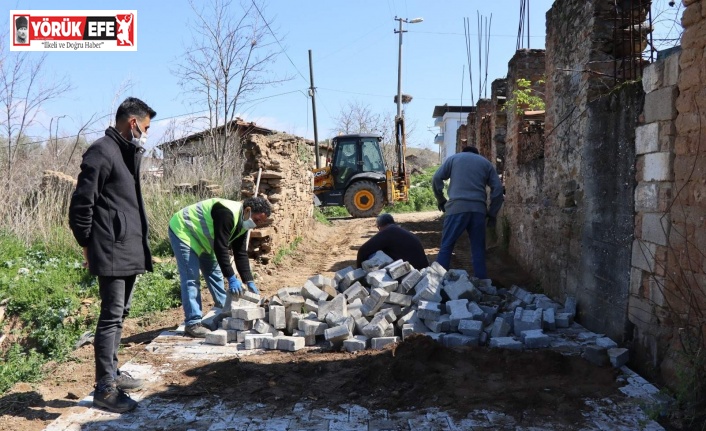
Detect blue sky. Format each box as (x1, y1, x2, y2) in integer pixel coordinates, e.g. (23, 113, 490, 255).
(4, 0, 683, 153)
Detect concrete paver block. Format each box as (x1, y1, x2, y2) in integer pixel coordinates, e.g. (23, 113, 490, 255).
(361, 288, 389, 316)
(491, 316, 511, 338)
(489, 337, 523, 350)
(268, 305, 286, 329)
(425, 314, 451, 333)
(520, 329, 550, 349)
(608, 347, 630, 368)
(324, 324, 351, 342)
(385, 291, 412, 307)
(513, 307, 543, 335)
(302, 280, 329, 302)
(223, 317, 252, 331)
(277, 336, 306, 352)
(400, 269, 422, 293)
(467, 301, 485, 321)
(362, 250, 394, 272)
(458, 319, 483, 338)
(298, 319, 328, 336)
(543, 307, 556, 331)
(413, 272, 443, 303)
(243, 334, 272, 349)
(371, 336, 399, 350)
(318, 294, 348, 321)
(443, 278, 481, 302)
(343, 281, 369, 302)
(204, 329, 228, 346)
(596, 337, 618, 349)
(344, 335, 368, 352)
(253, 319, 281, 336)
(555, 312, 572, 328)
(417, 300, 442, 320)
(334, 266, 355, 285)
(362, 314, 390, 338)
(231, 307, 265, 321)
(339, 268, 367, 290)
(386, 259, 412, 279)
(442, 333, 478, 347)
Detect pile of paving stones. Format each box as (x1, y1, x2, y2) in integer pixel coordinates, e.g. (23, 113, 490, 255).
(203, 251, 629, 367)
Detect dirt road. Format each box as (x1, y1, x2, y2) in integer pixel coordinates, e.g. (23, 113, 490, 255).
(0, 211, 631, 430)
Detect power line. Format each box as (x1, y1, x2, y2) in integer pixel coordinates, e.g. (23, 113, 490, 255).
(8, 90, 307, 149)
(250, 0, 308, 83)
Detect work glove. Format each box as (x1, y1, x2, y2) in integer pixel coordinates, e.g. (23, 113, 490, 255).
(246, 281, 260, 295)
(437, 197, 447, 213)
(227, 275, 243, 295)
(487, 215, 497, 229)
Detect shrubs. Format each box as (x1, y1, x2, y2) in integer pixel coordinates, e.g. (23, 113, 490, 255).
(0, 235, 180, 394)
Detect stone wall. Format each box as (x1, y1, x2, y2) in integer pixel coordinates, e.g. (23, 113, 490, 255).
(490, 79, 508, 177)
(502, 49, 546, 282)
(240, 133, 315, 263)
(628, 0, 706, 384)
(501, 0, 647, 343)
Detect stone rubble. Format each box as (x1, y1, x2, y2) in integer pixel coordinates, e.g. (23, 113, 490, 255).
(202, 251, 628, 366)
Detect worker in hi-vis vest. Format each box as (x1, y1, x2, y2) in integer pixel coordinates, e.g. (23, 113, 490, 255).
(168, 196, 272, 338)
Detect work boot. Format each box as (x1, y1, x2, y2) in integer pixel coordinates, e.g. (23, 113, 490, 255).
(115, 370, 144, 391)
(93, 380, 137, 413)
(185, 323, 210, 338)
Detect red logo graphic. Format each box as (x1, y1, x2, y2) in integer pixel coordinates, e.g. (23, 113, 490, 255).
(115, 13, 134, 46)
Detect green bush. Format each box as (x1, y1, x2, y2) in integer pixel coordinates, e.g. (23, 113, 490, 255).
(389, 165, 439, 213)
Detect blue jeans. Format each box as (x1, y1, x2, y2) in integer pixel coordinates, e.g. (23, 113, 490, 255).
(436, 211, 487, 279)
(169, 228, 226, 326)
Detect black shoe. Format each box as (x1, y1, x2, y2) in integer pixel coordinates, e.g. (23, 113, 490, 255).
(115, 370, 144, 391)
(93, 381, 137, 413)
(185, 323, 210, 338)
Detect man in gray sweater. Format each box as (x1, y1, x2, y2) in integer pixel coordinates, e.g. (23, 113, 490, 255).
(432, 146, 504, 280)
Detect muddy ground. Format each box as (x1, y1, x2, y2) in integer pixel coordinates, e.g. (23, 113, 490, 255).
(0, 211, 660, 430)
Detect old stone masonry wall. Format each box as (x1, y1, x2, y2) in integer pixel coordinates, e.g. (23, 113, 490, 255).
(240, 133, 315, 263)
(629, 0, 706, 385)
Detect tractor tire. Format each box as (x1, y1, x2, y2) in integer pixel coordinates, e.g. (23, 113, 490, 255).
(344, 181, 385, 218)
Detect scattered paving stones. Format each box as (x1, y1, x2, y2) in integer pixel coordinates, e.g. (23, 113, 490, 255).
(195, 252, 636, 367)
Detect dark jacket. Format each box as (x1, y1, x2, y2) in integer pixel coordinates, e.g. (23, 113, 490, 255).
(356, 224, 429, 270)
(69, 127, 153, 276)
(212, 203, 253, 282)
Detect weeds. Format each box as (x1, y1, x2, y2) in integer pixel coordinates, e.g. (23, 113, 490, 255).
(272, 237, 302, 265)
(0, 234, 180, 395)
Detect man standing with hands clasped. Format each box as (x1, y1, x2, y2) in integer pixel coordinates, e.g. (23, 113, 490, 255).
(69, 97, 157, 413)
(168, 196, 272, 338)
(432, 146, 503, 281)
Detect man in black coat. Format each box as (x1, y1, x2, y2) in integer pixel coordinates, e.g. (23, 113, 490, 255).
(69, 97, 156, 413)
(356, 214, 429, 270)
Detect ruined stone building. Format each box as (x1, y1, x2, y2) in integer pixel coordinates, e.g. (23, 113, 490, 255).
(451, 0, 706, 389)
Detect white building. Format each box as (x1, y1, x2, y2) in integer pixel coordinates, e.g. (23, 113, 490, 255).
(432, 105, 474, 161)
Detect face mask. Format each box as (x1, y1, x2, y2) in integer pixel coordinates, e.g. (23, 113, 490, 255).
(242, 218, 257, 230)
(131, 123, 148, 147)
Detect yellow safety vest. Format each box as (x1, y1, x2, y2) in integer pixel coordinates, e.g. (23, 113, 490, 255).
(169, 198, 245, 255)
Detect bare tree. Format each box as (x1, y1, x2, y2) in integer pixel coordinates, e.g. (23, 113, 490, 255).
(0, 36, 71, 178)
(332, 100, 385, 136)
(331, 101, 417, 170)
(173, 0, 284, 174)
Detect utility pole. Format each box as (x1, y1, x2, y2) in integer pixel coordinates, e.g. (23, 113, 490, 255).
(308, 49, 320, 169)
